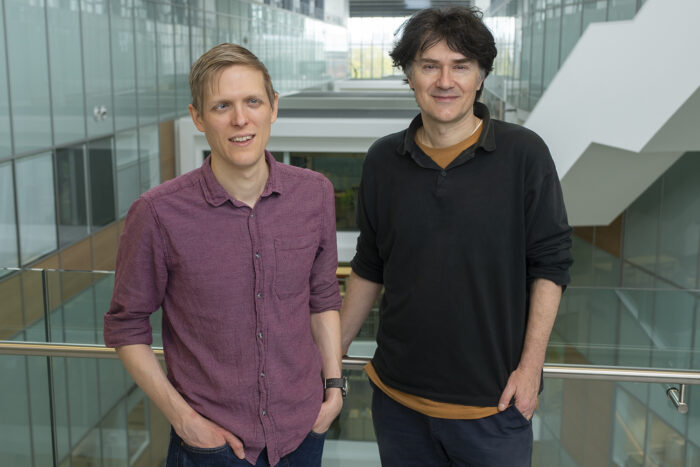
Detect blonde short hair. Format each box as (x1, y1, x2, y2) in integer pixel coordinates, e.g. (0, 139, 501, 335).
(189, 43, 276, 112)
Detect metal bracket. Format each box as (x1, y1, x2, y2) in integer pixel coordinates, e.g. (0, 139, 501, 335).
(666, 384, 688, 414)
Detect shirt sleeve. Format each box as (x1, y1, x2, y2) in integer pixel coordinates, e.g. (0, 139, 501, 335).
(103, 196, 168, 347)
(350, 155, 384, 284)
(524, 141, 574, 287)
(308, 177, 342, 313)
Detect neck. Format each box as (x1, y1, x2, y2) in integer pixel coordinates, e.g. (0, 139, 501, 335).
(420, 111, 481, 149)
(210, 155, 269, 208)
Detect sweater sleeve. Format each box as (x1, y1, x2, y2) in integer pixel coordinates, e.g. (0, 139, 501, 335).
(350, 153, 384, 284)
(524, 140, 573, 287)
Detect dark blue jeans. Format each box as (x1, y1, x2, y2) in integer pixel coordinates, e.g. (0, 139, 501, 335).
(166, 428, 326, 467)
(371, 381, 533, 467)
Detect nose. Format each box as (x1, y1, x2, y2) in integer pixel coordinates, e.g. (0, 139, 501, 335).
(437, 67, 454, 89)
(230, 105, 249, 127)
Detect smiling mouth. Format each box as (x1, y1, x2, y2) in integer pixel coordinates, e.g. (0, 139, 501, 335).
(230, 135, 254, 143)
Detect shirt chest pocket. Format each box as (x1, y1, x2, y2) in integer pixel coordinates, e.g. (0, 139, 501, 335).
(274, 233, 319, 299)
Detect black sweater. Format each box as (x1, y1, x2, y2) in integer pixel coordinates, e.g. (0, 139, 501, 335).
(351, 103, 573, 406)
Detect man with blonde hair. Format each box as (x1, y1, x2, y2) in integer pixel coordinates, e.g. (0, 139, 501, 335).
(105, 43, 344, 466)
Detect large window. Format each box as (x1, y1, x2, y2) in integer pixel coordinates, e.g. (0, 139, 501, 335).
(88, 138, 116, 228)
(16, 153, 57, 264)
(0, 163, 18, 269)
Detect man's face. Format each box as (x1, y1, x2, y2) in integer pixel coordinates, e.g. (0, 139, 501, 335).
(407, 40, 484, 128)
(189, 65, 278, 174)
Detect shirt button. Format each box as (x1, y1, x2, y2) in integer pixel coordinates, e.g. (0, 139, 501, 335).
(255, 252, 260, 259)
(441, 171, 447, 177)
(258, 332, 263, 339)
(262, 410, 267, 416)
(260, 371, 265, 378)
(250, 213, 254, 218)
(256, 292, 262, 298)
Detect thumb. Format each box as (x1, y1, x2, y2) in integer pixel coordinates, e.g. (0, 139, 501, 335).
(498, 380, 515, 412)
(223, 431, 245, 460)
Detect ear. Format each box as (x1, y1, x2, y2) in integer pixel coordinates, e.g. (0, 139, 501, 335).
(189, 104, 206, 132)
(270, 92, 279, 124)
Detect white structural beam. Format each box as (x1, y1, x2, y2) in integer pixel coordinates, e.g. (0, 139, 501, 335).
(525, 0, 700, 226)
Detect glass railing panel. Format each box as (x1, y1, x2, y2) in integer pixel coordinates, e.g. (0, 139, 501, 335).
(324, 368, 380, 466)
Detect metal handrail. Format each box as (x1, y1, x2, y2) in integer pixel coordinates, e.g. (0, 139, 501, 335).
(2, 341, 700, 385)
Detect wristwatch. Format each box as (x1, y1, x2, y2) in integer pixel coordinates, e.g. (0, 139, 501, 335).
(324, 377, 348, 398)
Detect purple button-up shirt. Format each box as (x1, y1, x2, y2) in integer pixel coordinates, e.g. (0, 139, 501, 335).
(104, 152, 341, 465)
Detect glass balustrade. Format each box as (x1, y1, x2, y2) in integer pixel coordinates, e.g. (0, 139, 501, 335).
(2, 267, 700, 466)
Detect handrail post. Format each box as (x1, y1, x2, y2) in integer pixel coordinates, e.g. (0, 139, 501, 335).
(666, 384, 689, 414)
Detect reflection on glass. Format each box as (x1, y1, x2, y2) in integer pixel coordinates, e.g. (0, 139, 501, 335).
(5, 0, 52, 154)
(116, 130, 140, 216)
(612, 388, 646, 466)
(0, 163, 18, 269)
(139, 124, 160, 192)
(82, 0, 113, 138)
(135, 0, 158, 124)
(0, 355, 34, 465)
(0, 6, 12, 158)
(16, 152, 57, 264)
(174, 3, 191, 113)
(88, 138, 116, 228)
(157, 3, 176, 121)
(47, 0, 86, 146)
(56, 146, 89, 248)
(111, 0, 138, 131)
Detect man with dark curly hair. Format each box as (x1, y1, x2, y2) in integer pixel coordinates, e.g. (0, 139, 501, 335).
(341, 7, 572, 466)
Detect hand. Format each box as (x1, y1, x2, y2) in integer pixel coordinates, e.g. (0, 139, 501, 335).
(497, 365, 541, 420)
(312, 390, 343, 434)
(175, 410, 245, 459)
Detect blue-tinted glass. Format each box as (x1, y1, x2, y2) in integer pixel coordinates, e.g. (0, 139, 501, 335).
(611, 388, 646, 466)
(174, 3, 191, 114)
(5, 0, 52, 154)
(157, 3, 176, 120)
(529, 11, 545, 108)
(658, 152, 700, 289)
(622, 179, 661, 285)
(47, 0, 86, 146)
(519, 15, 532, 110)
(56, 145, 89, 247)
(0, 355, 32, 465)
(0, 163, 18, 269)
(0, 5, 12, 158)
(16, 152, 57, 264)
(542, 7, 561, 89)
(560, 3, 582, 66)
(111, 0, 138, 131)
(134, 0, 158, 124)
(582, 0, 607, 32)
(190, 5, 206, 62)
(82, 0, 113, 138)
(608, 0, 637, 21)
(139, 124, 160, 192)
(115, 130, 139, 216)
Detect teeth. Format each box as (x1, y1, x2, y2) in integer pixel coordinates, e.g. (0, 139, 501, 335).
(232, 135, 253, 142)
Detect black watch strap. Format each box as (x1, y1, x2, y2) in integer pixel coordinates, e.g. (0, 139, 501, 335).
(324, 377, 348, 398)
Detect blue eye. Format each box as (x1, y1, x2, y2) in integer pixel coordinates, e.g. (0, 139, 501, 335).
(214, 103, 228, 110)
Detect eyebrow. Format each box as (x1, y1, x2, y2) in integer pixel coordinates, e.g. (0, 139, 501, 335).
(418, 57, 472, 64)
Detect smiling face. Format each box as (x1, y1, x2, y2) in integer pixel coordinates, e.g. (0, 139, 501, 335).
(189, 65, 278, 175)
(407, 40, 485, 130)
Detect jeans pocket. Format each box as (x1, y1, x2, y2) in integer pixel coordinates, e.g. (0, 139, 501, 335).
(509, 405, 532, 425)
(180, 442, 230, 454)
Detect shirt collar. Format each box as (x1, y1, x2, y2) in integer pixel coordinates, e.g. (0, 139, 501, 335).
(200, 150, 283, 207)
(398, 101, 497, 157)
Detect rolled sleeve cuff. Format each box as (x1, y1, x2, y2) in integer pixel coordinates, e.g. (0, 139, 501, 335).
(350, 255, 384, 284)
(103, 314, 154, 348)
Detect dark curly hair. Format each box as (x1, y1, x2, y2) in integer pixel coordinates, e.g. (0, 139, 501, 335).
(390, 6, 497, 101)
